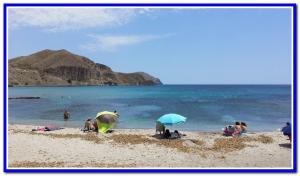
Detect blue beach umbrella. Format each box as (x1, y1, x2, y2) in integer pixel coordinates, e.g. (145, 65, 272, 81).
(157, 113, 187, 125)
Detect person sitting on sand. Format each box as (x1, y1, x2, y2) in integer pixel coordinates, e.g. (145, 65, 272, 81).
(156, 122, 165, 135)
(282, 122, 291, 143)
(223, 125, 235, 136)
(84, 118, 94, 132)
(223, 121, 247, 136)
(173, 130, 181, 138)
(232, 122, 242, 136)
(240, 122, 247, 133)
(164, 129, 171, 139)
(93, 119, 98, 132)
(64, 110, 70, 120)
(234, 122, 241, 129)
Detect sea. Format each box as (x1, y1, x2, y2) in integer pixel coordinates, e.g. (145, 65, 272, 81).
(8, 85, 292, 132)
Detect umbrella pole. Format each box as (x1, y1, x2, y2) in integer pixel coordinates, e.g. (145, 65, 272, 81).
(170, 125, 173, 132)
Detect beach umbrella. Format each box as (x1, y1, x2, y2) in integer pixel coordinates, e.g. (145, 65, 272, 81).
(157, 113, 187, 125)
(98, 114, 117, 124)
(95, 111, 119, 133)
(96, 111, 118, 124)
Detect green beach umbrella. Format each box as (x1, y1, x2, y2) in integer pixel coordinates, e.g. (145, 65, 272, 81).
(95, 111, 118, 133)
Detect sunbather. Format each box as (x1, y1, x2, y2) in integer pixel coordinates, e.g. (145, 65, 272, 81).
(223, 121, 248, 136)
(156, 122, 165, 135)
(32, 125, 63, 132)
(241, 122, 247, 133)
(233, 121, 249, 136)
(234, 122, 241, 130)
(83, 118, 94, 132)
(173, 130, 181, 138)
(93, 120, 98, 131)
(223, 125, 235, 136)
(164, 129, 171, 139)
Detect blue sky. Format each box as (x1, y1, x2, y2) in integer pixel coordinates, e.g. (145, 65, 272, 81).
(8, 8, 292, 84)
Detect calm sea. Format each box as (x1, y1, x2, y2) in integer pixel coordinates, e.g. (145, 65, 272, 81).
(8, 85, 291, 131)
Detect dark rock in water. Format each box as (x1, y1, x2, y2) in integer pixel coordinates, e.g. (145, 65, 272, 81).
(8, 49, 162, 86)
(9, 97, 40, 100)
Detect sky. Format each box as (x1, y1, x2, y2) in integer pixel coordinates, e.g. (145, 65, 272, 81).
(8, 8, 292, 84)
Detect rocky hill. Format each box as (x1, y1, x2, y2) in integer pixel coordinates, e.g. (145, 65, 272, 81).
(8, 49, 162, 86)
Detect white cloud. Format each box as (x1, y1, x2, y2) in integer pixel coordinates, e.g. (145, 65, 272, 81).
(8, 8, 150, 31)
(80, 34, 174, 52)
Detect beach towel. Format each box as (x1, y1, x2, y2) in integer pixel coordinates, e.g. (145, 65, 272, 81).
(45, 125, 63, 131)
(32, 125, 63, 132)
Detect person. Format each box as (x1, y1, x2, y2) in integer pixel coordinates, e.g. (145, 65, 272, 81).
(93, 119, 98, 132)
(156, 122, 165, 135)
(32, 125, 63, 132)
(173, 130, 181, 138)
(64, 110, 70, 120)
(240, 122, 247, 133)
(84, 118, 94, 132)
(234, 122, 241, 129)
(282, 122, 291, 143)
(114, 110, 119, 117)
(223, 125, 235, 136)
(232, 122, 242, 136)
(164, 129, 171, 139)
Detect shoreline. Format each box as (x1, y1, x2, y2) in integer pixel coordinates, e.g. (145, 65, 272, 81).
(8, 124, 292, 168)
(8, 84, 291, 87)
(8, 122, 281, 133)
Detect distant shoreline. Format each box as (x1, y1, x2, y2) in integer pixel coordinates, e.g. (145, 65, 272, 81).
(8, 84, 291, 88)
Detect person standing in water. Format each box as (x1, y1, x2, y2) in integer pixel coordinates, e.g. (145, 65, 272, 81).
(64, 110, 70, 120)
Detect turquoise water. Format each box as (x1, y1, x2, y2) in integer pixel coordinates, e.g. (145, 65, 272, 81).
(8, 85, 291, 131)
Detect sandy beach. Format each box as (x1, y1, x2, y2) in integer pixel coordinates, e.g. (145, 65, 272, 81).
(7, 124, 292, 168)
